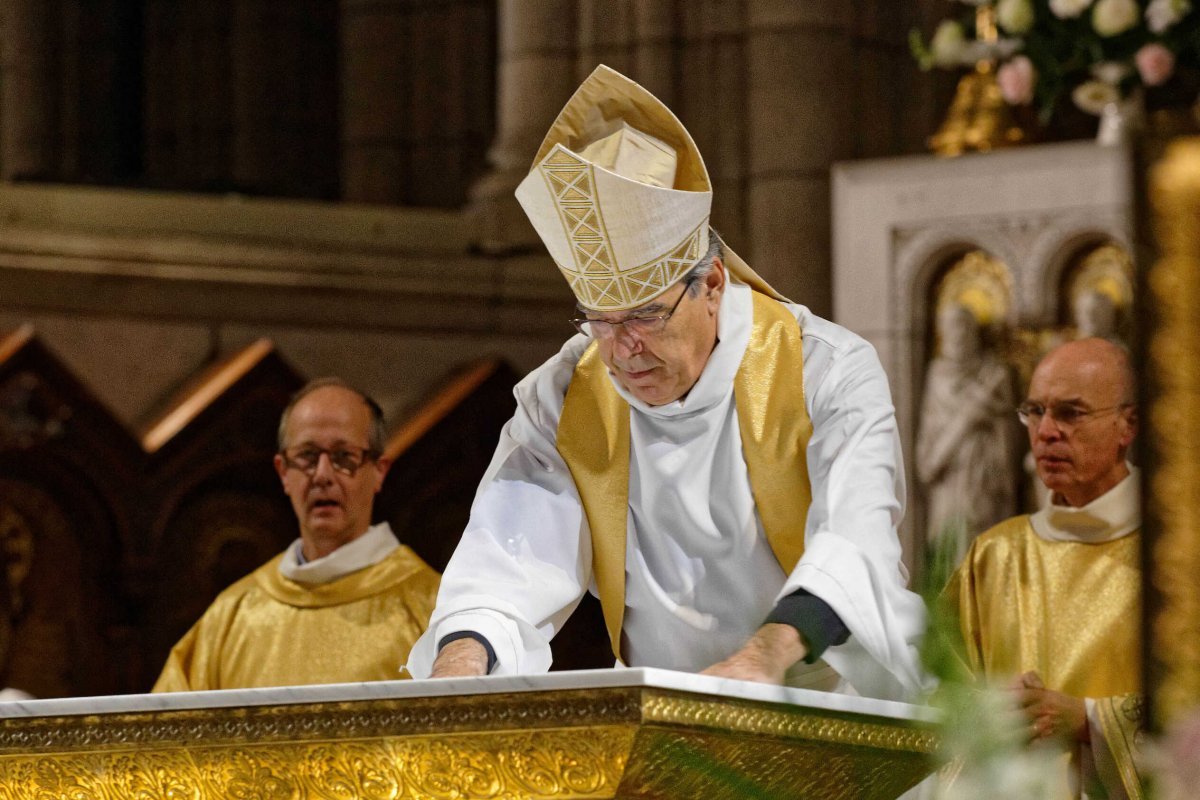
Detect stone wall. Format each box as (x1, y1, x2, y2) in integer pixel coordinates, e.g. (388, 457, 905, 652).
(0, 184, 570, 429)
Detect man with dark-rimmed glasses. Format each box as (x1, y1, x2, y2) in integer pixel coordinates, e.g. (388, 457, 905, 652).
(407, 65, 929, 703)
(947, 337, 1144, 798)
(153, 377, 439, 691)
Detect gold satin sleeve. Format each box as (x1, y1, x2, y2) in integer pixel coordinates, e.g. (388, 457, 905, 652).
(151, 622, 199, 692)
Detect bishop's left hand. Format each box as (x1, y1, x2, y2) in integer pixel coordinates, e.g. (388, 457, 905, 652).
(699, 623, 808, 685)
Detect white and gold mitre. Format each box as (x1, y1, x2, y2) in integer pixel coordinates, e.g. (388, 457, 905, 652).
(515, 65, 783, 312)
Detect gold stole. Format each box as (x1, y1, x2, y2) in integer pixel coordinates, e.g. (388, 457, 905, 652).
(557, 291, 813, 660)
(1094, 694, 1146, 799)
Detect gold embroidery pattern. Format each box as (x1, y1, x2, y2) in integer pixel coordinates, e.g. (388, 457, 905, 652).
(1121, 693, 1145, 725)
(1147, 137, 1200, 728)
(0, 690, 644, 753)
(642, 694, 938, 754)
(539, 148, 706, 311)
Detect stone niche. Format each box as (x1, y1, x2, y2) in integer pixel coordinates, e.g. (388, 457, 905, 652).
(832, 141, 1132, 569)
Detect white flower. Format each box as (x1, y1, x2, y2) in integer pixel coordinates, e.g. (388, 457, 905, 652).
(1091, 60, 1131, 84)
(1146, 0, 1192, 33)
(997, 0, 1036, 33)
(931, 20, 969, 67)
(1072, 79, 1121, 114)
(1050, 0, 1094, 18)
(1092, 0, 1140, 35)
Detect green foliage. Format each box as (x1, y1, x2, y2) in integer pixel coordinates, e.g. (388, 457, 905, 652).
(916, 524, 972, 695)
(911, 28, 937, 71)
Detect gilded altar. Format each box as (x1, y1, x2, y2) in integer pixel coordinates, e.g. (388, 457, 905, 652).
(0, 669, 936, 799)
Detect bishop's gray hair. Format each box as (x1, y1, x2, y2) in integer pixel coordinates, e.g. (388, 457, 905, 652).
(683, 228, 723, 296)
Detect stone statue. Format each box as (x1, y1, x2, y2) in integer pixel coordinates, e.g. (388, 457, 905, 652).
(1072, 288, 1120, 341)
(916, 303, 1019, 560)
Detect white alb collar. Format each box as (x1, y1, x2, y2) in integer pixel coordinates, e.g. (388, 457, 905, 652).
(278, 521, 400, 585)
(1030, 467, 1140, 544)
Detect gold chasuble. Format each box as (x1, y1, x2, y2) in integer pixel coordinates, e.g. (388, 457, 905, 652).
(154, 545, 439, 692)
(948, 516, 1143, 798)
(557, 290, 812, 660)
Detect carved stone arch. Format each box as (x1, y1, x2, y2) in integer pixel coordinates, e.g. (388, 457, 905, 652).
(1025, 213, 1130, 325)
(897, 231, 1017, 432)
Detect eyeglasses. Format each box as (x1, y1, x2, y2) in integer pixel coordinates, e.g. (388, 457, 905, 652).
(570, 279, 696, 339)
(280, 445, 378, 477)
(1016, 401, 1131, 431)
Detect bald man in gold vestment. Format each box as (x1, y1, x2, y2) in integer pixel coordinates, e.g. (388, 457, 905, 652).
(154, 379, 439, 691)
(948, 338, 1143, 799)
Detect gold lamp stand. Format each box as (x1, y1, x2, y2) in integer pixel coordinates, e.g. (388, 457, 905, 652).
(929, 62, 1025, 156)
(929, 5, 1026, 157)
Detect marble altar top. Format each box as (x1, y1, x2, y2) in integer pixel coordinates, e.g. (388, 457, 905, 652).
(0, 667, 938, 722)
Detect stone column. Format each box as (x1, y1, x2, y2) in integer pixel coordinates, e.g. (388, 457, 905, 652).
(142, 1, 236, 191)
(632, 1, 676, 105)
(744, 1, 861, 316)
(0, 0, 59, 180)
(743, 1, 924, 315)
(677, 2, 749, 253)
(341, 0, 495, 208)
(232, 0, 338, 198)
(469, 0, 577, 251)
(340, 0, 407, 204)
(576, 0, 634, 76)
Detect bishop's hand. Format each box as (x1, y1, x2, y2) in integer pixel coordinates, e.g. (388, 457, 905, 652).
(429, 638, 490, 678)
(699, 623, 808, 685)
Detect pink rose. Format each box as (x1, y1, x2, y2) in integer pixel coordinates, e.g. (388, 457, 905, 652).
(1136, 43, 1177, 86)
(998, 56, 1037, 105)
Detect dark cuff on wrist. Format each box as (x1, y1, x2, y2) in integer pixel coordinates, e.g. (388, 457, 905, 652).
(764, 589, 850, 664)
(438, 631, 497, 674)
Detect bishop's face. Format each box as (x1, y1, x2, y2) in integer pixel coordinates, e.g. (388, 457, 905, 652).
(590, 260, 725, 406)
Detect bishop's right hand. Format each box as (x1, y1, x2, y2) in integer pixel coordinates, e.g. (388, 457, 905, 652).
(429, 638, 490, 678)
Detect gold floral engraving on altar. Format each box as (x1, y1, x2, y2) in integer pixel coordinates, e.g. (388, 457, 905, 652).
(0, 728, 634, 800)
(642, 694, 938, 754)
(1146, 136, 1200, 727)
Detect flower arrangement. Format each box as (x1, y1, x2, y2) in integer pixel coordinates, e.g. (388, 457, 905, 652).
(913, 0, 1200, 122)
